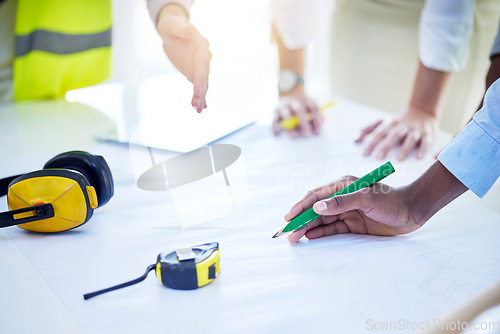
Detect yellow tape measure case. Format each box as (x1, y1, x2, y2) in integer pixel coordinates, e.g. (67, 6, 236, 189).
(84, 242, 220, 300)
(156, 242, 220, 290)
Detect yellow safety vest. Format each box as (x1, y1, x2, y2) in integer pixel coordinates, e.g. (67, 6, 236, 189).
(14, 0, 112, 100)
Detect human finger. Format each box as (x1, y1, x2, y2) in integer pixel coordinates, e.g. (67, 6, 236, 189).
(363, 122, 394, 156)
(373, 126, 407, 160)
(286, 216, 330, 243)
(356, 120, 383, 143)
(290, 100, 313, 137)
(288, 128, 299, 139)
(397, 131, 421, 161)
(312, 191, 371, 216)
(190, 37, 210, 112)
(284, 177, 357, 221)
(304, 220, 351, 240)
(306, 100, 321, 134)
(272, 109, 283, 136)
(416, 132, 431, 159)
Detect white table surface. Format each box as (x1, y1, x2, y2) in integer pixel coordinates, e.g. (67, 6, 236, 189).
(0, 94, 499, 334)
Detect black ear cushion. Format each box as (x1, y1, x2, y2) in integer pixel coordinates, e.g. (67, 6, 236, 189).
(43, 151, 114, 207)
(0, 175, 23, 197)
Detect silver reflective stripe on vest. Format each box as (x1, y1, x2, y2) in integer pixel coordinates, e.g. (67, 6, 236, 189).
(15, 28, 111, 57)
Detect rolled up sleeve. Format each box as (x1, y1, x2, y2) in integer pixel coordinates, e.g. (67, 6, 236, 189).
(270, 0, 321, 50)
(419, 0, 475, 72)
(146, 0, 194, 24)
(438, 78, 500, 198)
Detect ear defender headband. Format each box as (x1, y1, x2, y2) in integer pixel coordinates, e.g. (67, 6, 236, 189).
(0, 151, 114, 233)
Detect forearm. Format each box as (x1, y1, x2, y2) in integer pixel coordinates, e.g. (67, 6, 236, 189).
(408, 161, 468, 224)
(153, 0, 209, 112)
(156, 3, 189, 33)
(477, 55, 500, 110)
(485, 55, 500, 90)
(409, 61, 451, 117)
(272, 23, 304, 95)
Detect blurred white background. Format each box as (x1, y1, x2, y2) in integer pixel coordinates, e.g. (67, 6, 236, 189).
(111, 0, 277, 85)
(110, 0, 334, 98)
(65, 0, 336, 152)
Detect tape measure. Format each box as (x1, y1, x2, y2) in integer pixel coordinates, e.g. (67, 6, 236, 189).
(84, 242, 220, 300)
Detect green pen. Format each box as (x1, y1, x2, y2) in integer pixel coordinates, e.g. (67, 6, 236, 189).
(272, 161, 395, 238)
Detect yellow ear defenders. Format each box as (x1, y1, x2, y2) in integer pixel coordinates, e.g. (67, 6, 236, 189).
(0, 151, 113, 233)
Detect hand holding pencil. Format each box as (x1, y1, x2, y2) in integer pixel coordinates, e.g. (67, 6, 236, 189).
(272, 87, 333, 138)
(278, 162, 427, 243)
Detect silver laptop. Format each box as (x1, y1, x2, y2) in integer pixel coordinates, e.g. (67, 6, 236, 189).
(66, 65, 276, 152)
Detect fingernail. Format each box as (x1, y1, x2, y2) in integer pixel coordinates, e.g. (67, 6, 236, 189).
(376, 153, 384, 160)
(397, 154, 405, 161)
(193, 101, 202, 113)
(314, 201, 327, 212)
(417, 152, 424, 159)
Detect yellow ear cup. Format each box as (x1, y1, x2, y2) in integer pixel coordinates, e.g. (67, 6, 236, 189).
(7, 171, 96, 232)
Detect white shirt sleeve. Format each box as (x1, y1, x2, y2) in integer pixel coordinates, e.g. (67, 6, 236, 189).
(419, 0, 475, 72)
(270, 0, 321, 50)
(146, 0, 194, 24)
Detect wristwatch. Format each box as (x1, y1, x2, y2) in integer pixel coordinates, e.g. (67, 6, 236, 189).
(278, 69, 304, 93)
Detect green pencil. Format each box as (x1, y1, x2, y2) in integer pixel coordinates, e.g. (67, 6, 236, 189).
(272, 161, 395, 238)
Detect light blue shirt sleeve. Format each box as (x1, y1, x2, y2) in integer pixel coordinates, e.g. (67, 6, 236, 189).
(438, 78, 500, 198)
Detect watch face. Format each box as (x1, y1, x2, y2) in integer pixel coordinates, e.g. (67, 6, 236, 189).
(278, 69, 299, 93)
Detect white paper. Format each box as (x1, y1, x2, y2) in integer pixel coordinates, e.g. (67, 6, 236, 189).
(1, 96, 499, 334)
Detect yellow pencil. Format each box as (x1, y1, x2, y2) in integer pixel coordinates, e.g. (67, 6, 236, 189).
(280, 101, 335, 131)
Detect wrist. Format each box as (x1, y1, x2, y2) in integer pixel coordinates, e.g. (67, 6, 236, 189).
(157, 3, 189, 25)
(406, 104, 439, 120)
(279, 83, 305, 98)
(278, 69, 304, 95)
(409, 61, 451, 118)
(407, 161, 467, 224)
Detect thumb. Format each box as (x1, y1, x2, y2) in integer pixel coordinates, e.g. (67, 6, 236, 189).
(312, 191, 368, 216)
